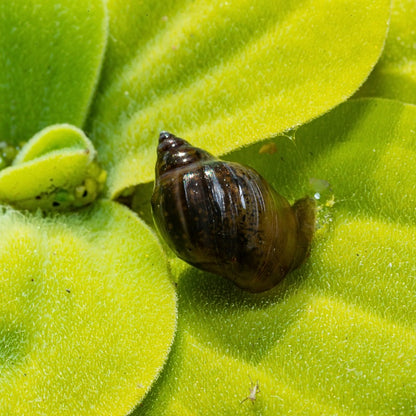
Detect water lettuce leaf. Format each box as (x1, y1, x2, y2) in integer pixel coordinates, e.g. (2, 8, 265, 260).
(3, 0, 414, 414)
(88, 0, 391, 197)
(357, 0, 416, 105)
(0, 0, 108, 143)
(0, 201, 176, 415)
(138, 98, 416, 415)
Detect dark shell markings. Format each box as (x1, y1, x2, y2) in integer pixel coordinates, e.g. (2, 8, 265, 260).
(151, 132, 316, 293)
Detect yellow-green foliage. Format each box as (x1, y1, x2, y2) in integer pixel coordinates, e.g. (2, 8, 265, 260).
(0, 0, 108, 142)
(137, 99, 416, 415)
(0, 125, 106, 210)
(356, 0, 416, 104)
(88, 0, 390, 197)
(2, 0, 416, 415)
(0, 201, 176, 415)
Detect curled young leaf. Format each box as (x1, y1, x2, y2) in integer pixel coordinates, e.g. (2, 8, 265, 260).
(0, 124, 106, 211)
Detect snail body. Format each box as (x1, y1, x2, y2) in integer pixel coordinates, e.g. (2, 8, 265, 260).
(151, 132, 315, 293)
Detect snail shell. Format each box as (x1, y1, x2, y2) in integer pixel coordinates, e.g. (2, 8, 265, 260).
(151, 132, 315, 293)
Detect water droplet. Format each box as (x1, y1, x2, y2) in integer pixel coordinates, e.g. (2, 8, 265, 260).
(308, 178, 335, 231)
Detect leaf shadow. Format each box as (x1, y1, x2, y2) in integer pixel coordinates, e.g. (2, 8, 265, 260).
(176, 261, 314, 365)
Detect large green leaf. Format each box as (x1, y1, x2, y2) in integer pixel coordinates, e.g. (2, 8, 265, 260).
(356, 0, 416, 105)
(137, 98, 416, 415)
(88, 0, 390, 198)
(0, 0, 108, 144)
(0, 201, 176, 415)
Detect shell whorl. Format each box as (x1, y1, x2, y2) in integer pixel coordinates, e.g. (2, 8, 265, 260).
(152, 132, 315, 293)
(156, 132, 214, 176)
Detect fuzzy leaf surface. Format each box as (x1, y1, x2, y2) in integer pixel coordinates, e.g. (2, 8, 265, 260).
(0, 201, 176, 415)
(0, 0, 108, 143)
(137, 98, 416, 415)
(356, 0, 416, 104)
(88, 0, 390, 197)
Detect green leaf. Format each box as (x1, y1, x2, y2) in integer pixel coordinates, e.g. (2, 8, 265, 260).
(88, 0, 391, 198)
(0, 124, 106, 211)
(0, 0, 108, 144)
(0, 200, 176, 415)
(137, 98, 416, 415)
(356, 0, 416, 104)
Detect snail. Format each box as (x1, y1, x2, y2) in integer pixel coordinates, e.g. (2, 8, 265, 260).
(151, 132, 315, 293)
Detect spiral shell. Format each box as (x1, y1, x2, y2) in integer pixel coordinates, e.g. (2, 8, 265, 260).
(151, 132, 315, 293)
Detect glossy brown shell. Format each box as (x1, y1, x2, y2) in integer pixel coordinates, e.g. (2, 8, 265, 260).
(151, 132, 315, 293)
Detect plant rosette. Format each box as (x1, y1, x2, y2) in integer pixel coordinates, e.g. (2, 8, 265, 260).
(2, 0, 416, 415)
